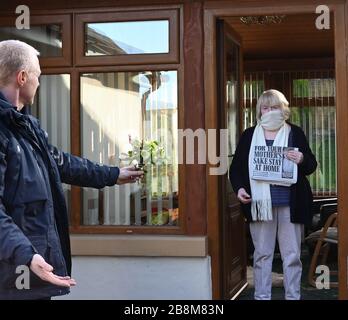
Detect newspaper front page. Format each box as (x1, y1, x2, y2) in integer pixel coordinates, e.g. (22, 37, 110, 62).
(251, 145, 298, 186)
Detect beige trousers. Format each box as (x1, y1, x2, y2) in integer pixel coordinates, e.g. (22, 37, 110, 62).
(249, 206, 302, 300)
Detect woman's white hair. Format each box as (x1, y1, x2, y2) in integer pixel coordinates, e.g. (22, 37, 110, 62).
(256, 89, 290, 121)
(0, 40, 40, 87)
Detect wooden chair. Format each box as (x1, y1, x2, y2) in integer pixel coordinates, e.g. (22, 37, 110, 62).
(306, 212, 338, 287)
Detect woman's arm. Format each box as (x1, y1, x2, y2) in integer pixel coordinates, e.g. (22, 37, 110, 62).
(296, 128, 317, 176)
(229, 129, 252, 194)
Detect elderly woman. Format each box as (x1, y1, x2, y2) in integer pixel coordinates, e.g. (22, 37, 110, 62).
(229, 89, 317, 300)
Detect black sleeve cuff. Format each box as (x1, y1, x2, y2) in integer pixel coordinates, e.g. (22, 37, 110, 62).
(14, 245, 37, 267)
(106, 166, 120, 186)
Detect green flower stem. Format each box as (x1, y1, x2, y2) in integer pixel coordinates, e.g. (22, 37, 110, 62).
(145, 166, 152, 225)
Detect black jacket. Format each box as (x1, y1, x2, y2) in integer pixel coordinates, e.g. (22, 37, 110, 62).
(0, 93, 119, 299)
(229, 123, 317, 225)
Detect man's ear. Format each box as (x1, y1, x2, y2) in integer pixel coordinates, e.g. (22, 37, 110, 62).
(16, 70, 27, 87)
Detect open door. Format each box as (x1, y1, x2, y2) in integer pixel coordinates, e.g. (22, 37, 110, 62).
(217, 19, 247, 299)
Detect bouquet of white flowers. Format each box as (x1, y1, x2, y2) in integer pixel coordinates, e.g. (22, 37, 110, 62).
(119, 136, 166, 169)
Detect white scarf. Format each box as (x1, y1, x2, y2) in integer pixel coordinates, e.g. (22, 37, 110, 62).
(248, 110, 290, 221)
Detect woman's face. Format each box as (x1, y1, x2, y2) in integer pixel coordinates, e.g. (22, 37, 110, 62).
(260, 104, 281, 116)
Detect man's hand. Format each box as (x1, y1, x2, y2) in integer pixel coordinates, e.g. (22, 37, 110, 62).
(117, 165, 144, 185)
(30, 254, 76, 287)
(237, 188, 252, 204)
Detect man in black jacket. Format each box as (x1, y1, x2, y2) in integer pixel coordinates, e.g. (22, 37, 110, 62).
(0, 40, 143, 299)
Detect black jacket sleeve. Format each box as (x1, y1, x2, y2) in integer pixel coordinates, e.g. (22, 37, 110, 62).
(31, 117, 120, 189)
(49, 145, 120, 189)
(229, 129, 251, 194)
(296, 127, 317, 176)
(0, 147, 37, 267)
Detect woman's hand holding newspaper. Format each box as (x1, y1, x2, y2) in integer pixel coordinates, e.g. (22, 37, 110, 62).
(286, 150, 304, 164)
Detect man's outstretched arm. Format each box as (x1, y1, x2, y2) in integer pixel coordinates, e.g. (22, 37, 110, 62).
(49, 145, 143, 188)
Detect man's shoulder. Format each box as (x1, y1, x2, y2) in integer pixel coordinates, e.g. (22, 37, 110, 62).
(0, 116, 10, 135)
(27, 115, 40, 127)
(0, 123, 10, 152)
(27, 115, 48, 140)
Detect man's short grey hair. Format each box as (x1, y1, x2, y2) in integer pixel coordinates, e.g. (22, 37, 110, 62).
(0, 40, 40, 87)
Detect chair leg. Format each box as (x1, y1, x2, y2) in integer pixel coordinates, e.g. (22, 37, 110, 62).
(308, 239, 325, 287)
(320, 243, 330, 265)
(307, 212, 338, 288)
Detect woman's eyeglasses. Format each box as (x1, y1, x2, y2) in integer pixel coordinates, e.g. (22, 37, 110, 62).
(261, 105, 281, 111)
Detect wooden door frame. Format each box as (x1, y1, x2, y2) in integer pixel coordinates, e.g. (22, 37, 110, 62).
(217, 19, 247, 299)
(204, 0, 348, 300)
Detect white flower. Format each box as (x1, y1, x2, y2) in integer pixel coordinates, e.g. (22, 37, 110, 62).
(141, 149, 151, 161)
(131, 138, 141, 150)
(120, 137, 167, 167)
(119, 152, 130, 161)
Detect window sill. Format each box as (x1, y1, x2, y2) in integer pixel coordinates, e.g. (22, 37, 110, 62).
(70, 234, 208, 257)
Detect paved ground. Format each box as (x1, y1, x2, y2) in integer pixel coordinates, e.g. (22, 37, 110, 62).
(237, 246, 338, 300)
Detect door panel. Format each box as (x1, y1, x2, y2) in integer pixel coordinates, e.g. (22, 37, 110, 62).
(217, 19, 247, 299)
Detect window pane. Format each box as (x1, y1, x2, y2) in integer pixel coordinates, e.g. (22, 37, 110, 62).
(85, 20, 169, 56)
(243, 73, 265, 129)
(0, 25, 62, 56)
(290, 106, 336, 196)
(293, 78, 336, 98)
(31, 74, 71, 220)
(80, 71, 178, 226)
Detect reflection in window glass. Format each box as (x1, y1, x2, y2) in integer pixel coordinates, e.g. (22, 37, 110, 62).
(85, 20, 169, 56)
(31, 74, 71, 220)
(226, 44, 239, 157)
(0, 25, 62, 56)
(80, 71, 178, 226)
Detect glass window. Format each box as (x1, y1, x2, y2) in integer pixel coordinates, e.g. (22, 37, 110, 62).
(80, 71, 178, 226)
(85, 20, 169, 56)
(293, 78, 336, 98)
(0, 25, 62, 56)
(243, 74, 265, 129)
(244, 79, 265, 99)
(31, 74, 71, 219)
(290, 106, 336, 196)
